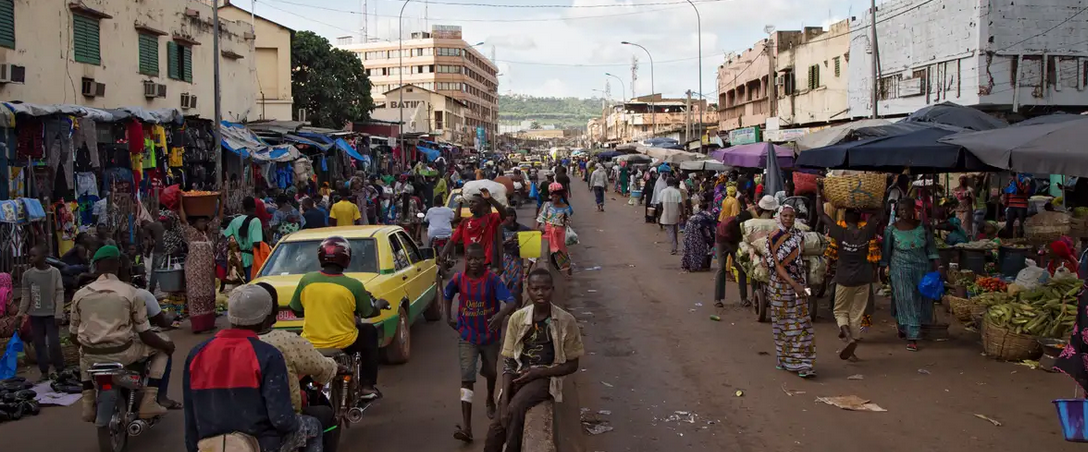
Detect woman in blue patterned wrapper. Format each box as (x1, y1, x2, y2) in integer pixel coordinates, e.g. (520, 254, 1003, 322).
(881, 198, 940, 352)
(763, 204, 816, 378)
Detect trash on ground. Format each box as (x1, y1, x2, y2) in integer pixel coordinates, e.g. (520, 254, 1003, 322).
(709, 315, 721, 321)
(735, 390, 744, 397)
(816, 395, 887, 412)
(974, 413, 1002, 426)
(917, 369, 931, 375)
(584, 266, 602, 271)
(757, 351, 770, 355)
(694, 302, 704, 307)
(781, 383, 806, 397)
(1017, 360, 1040, 370)
(582, 420, 614, 435)
(665, 411, 698, 424)
(600, 381, 614, 388)
(598, 410, 611, 416)
(582, 312, 594, 316)
(588, 290, 598, 293)
(847, 374, 865, 380)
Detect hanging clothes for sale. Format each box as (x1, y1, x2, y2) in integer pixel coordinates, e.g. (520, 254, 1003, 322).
(152, 125, 168, 151)
(126, 120, 145, 154)
(76, 172, 99, 198)
(73, 118, 100, 168)
(76, 194, 99, 227)
(44, 116, 75, 190)
(168, 147, 184, 167)
(16, 118, 44, 159)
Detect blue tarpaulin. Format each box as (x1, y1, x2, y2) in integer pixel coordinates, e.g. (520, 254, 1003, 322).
(335, 138, 370, 164)
(417, 145, 440, 162)
(220, 121, 300, 162)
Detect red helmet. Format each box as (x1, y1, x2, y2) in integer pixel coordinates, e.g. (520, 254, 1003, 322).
(318, 236, 352, 269)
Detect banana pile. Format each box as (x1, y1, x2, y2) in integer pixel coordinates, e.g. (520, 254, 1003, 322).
(985, 277, 1081, 338)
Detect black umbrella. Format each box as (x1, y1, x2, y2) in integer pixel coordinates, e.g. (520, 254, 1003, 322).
(905, 102, 1008, 131)
(797, 127, 1001, 174)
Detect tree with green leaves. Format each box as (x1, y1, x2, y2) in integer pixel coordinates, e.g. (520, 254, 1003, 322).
(292, 31, 374, 129)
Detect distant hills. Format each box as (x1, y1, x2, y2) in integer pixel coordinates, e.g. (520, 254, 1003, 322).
(499, 94, 604, 130)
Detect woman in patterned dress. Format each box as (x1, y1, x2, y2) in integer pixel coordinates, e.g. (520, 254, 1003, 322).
(179, 191, 226, 333)
(536, 183, 574, 275)
(881, 198, 939, 352)
(763, 205, 816, 378)
(681, 196, 716, 272)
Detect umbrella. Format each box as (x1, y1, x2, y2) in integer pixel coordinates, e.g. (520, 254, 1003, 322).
(1016, 113, 1084, 126)
(905, 102, 1008, 131)
(597, 151, 622, 160)
(711, 142, 794, 169)
(938, 116, 1088, 177)
(797, 127, 1000, 174)
(616, 154, 653, 163)
(679, 159, 729, 171)
(638, 146, 705, 163)
(764, 144, 785, 197)
(795, 119, 890, 151)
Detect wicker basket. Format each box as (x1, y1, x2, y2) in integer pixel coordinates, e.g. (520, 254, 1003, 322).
(24, 342, 81, 367)
(1070, 216, 1088, 239)
(946, 295, 981, 323)
(982, 316, 1042, 361)
(1023, 211, 1072, 243)
(823, 173, 886, 209)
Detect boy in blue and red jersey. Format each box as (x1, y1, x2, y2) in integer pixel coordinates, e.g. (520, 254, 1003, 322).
(444, 243, 518, 443)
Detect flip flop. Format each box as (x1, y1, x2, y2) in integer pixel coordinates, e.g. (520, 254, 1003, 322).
(453, 425, 474, 443)
(714, 301, 724, 308)
(839, 340, 858, 360)
(797, 371, 816, 379)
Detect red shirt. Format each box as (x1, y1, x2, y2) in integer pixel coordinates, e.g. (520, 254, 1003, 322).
(451, 212, 502, 264)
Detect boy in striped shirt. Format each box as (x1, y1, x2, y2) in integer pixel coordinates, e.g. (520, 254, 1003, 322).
(444, 243, 518, 443)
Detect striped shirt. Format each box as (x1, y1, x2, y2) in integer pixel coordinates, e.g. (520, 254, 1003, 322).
(1007, 178, 1030, 209)
(444, 271, 515, 345)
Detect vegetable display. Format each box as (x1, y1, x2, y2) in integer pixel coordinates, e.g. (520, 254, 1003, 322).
(984, 277, 1080, 338)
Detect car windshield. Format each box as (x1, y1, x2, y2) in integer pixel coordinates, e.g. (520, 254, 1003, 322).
(259, 238, 379, 276)
(446, 192, 461, 209)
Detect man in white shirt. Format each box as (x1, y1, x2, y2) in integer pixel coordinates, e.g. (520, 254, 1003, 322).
(423, 197, 456, 248)
(658, 178, 684, 255)
(590, 165, 608, 212)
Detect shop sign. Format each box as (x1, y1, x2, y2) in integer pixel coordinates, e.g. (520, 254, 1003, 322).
(729, 127, 760, 145)
(764, 128, 808, 142)
(431, 25, 462, 40)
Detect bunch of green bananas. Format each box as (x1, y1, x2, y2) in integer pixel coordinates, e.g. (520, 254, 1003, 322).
(986, 278, 1081, 338)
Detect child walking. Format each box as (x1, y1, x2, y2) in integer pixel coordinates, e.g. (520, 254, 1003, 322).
(16, 245, 67, 381)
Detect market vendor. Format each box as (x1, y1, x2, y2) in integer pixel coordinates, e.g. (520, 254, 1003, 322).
(1047, 237, 1078, 276)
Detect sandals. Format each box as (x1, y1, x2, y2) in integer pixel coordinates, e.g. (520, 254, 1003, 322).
(453, 425, 474, 443)
(839, 341, 858, 360)
(714, 301, 724, 308)
(797, 371, 816, 379)
(906, 342, 919, 352)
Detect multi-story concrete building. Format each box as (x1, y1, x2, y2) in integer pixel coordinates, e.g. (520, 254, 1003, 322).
(596, 95, 715, 143)
(717, 31, 803, 136)
(336, 26, 499, 148)
(0, 0, 256, 119)
(848, 0, 1088, 118)
(371, 84, 468, 145)
(218, 1, 293, 121)
(775, 21, 851, 127)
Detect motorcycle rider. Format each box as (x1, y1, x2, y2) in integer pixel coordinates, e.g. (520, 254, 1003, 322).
(288, 236, 388, 400)
(70, 245, 174, 422)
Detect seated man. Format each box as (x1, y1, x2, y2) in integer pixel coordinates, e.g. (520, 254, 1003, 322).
(289, 236, 388, 399)
(256, 282, 340, 452)
(70, 245, 174, 422)
(485, 268, 584, 452)
(183, 284, 321, 452)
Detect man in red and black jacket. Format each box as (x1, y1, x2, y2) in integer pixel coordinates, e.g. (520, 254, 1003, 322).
(183, 284, 302, 452)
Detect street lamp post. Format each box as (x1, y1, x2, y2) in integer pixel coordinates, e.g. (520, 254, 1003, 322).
(685, 0, 703, 152)
(398, 0, 412, 170)
(621, 41, 655, 139)
(604, 72, 627, 141)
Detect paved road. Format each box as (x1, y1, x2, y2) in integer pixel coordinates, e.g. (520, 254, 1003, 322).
(3, 181, 1081, 452)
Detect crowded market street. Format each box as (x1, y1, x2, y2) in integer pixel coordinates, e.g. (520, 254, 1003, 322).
(1, 184, 1080, 452)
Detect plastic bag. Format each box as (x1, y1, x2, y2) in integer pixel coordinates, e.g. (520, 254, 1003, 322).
(918, 271, 945, 300)
(0, 333, 23, 380)
(565, 225, 579, 246)
(529, 182, 539, 200)
(1014, 259, 1049, 290)
(462, 180, 509, 206)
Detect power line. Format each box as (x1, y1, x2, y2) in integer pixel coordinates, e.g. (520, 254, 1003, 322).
(996, 4, 1088, 53)
(369, 0, 724, 8)
(264, 0, 692, 23)
(260, 1, 363, 35)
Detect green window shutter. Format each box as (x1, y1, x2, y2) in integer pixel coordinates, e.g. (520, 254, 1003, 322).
(138, 33, 158, 76)
(167, 41, 179, 80)
(0, 0, 15, 49)
(72, 14, 100, 65)
(182, 45, 192, 82)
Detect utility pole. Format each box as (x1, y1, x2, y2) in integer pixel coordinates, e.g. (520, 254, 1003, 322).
(685, 90, 692, 141)
(213, 0, 222, 189)
(767, 32, 777, 126)
(870, 0, 880, 119)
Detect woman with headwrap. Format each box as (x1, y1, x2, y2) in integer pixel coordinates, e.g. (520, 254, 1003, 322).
(537, 182, 574, 275)
(1047, 237, 1078, 276)
(881, 198, 940, 352)
(763, 204, 815, 378)
(718, 185, 740, 223)
(681, 196, 717, 272)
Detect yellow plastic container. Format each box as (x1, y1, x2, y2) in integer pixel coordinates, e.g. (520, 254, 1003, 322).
(518, 231, 543, 258)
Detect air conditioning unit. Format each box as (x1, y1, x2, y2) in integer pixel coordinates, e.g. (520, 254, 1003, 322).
(775, 75, 787, 86)
(180, 93, 198, 109)
(0, 63, 24, 84)
(81, 78, 105, 98)
(143, 80, 166, 98)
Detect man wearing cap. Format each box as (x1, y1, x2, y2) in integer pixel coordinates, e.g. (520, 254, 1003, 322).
(70, 245, 175, 422)
(183, 284, 320, 452)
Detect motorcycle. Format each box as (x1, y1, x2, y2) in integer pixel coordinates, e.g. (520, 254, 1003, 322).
(87, 361, 162, 452)
(313, 302, 392, 436)
(431, 236, 456, 271)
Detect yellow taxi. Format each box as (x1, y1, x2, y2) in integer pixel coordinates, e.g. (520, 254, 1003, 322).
(251, 226, 441, 364)
(445, 188, 500, 219)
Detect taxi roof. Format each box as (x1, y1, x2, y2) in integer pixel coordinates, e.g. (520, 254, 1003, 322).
(281, 225, 399, 241)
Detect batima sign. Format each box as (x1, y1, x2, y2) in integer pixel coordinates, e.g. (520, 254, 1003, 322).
(387, 101, 428, 109)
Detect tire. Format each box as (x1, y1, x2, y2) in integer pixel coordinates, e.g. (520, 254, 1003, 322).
(96, 411, 127, 452)
(754, 285, 769, 323)
(422, 282, 443, 322)
(381, 308, 411, 365)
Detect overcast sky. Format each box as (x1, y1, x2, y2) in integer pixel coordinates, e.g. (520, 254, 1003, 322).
(238, 0, 875, 100)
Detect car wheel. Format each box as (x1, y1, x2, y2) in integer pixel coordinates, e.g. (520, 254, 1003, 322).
(422, 281, 443, 322)
(381, 308, 411, 365)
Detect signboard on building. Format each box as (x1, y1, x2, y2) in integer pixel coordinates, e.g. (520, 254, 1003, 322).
(764, 128, 808, 143)
(729, 127, 760, 145)
(898, 77, 924, 97)
(432, 25, 462, 40)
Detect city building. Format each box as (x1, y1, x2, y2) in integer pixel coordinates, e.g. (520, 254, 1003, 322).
(336, 25, 499, 148)
(848, 0, 1088, 118)
(775, 21, 851, 128)
(0, 0, 256, 120)
(717, 30, 807, 142)
(218, 1, 294, 121)
(516, 129, 565, 140)
(595, 95, 715, 144)
(371, 84, 467, 145)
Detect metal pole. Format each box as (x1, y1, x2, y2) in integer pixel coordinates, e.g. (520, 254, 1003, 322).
(399, 0, 412, 170)
(686, 0, 702, 152)
(605, 72, 626, 142)
(623, 42, 655, 138)
(768, 34, 776, 123)
(213, 0, 223, 189)
(870, 0, 880, 119)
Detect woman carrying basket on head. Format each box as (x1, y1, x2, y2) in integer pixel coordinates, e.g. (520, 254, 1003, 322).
(178, 190, 226, 334)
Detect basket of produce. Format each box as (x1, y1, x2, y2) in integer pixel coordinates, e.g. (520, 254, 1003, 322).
(181, 191, 220, 218)
(1070, 215, 1088, 239)
(822, 173, 886, 209)
(945, 295, 979, 323)
(981, 277, 1081, 360)
(982, 316, 1042, 361)
(793, 172, 818, 195)
(1023, 211, 1072, 243)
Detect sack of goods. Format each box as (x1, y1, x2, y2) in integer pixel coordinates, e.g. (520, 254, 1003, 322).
(461, 180, 509, 206)
(822, 172, 886, 209)
(806, 256, 827, 286)
(801, 231, 829, 257)
(741, 218, 811, 245)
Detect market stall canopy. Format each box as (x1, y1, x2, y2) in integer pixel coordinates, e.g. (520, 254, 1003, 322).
(938, 116, 1088, 177)
(616, 154, 653, 163)
(905, 102, 1008, 131)
(2, 102, 183, 124)
(1016, 112, 1085, 126)
(711, 142, 794, 169)
(416, 144, 441, 162)
(615, 142, 638, 152)
(797, 127, 999, 174)
(637, 145, 705, 163)
(639, 137, 683, 149)
(679, 159, 729, 172)
(597, 151, 622, 160)
(335, 138, 369, 163)
(220, 121, 301, 162)
(795, 118, 891, 151)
